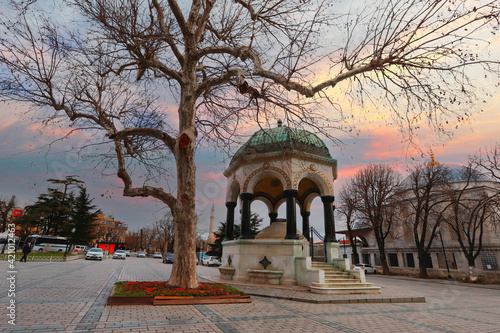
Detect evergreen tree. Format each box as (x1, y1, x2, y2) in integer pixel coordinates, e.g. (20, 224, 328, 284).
(68, 187, 99, 246)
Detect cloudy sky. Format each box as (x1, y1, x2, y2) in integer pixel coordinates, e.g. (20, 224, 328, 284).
(1, 0, 500, 238)
(2, 90, 499, 237)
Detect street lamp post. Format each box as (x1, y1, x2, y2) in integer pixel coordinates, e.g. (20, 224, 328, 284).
(343, 236, 348, 259)
(436, 228, 452, 280)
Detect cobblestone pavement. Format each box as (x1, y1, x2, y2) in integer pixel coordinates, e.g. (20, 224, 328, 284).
(1, 257, 500, 332)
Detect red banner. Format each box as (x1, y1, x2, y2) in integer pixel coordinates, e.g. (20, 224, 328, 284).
(12, 209, 23, 217)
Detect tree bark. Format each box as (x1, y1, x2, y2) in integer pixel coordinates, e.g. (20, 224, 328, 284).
(167, 60, 199, 289)
(417, 252, 429, 278)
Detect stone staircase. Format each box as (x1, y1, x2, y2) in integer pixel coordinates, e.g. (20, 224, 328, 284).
(309, 262, 381, 295)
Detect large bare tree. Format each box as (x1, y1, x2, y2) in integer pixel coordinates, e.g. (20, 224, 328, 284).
(443, 163, 500, 277)
(401, 162, 452, 278)
(1, 0, 499, 288)
(349, 164, 401, 275)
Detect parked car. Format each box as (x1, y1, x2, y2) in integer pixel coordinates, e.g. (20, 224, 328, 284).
(202, 256, 221, 266)
(85, 248, 103, 260)
(124, 250, 131, 257)
(353, 263, 376, 274)
(163, 253, 174, 264)
(112, 250, 127, 260)
(137, 251, 146, 258)
(152, 252, 163, 259)
(73, 245, 88, 253)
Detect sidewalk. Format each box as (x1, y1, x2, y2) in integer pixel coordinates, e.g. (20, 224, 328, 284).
(200, 274, 427, 304)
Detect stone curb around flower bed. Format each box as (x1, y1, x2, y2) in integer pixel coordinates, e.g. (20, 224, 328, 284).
(107, 294, 251, 306)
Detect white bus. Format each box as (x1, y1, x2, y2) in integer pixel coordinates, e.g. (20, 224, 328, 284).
(24, 235, 70, 253)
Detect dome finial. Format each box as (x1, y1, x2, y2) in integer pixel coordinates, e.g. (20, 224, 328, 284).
(428, 148, 440, 166)
(277, 119, 283, 127)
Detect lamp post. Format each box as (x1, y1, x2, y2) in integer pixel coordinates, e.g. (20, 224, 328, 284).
(435, 227, 452, 280)
(343, 236, 348, 258)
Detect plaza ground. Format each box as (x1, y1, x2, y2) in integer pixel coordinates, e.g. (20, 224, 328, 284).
(1, 257, 500, 332)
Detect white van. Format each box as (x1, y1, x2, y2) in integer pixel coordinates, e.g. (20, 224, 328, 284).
(74, 245, 88, 253)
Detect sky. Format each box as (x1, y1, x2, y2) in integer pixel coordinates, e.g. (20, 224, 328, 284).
(2, 90, 499, 238)
(1, 0, 500, 239)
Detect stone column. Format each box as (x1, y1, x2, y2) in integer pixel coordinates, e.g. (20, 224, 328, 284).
(224, 202, 237, 241)
(301, 211, 310, 241)
(284, 189, 299, 239)
(268, 212, 278, 224)
(321, 195, 337, 243)
(239, 193, 254, 239)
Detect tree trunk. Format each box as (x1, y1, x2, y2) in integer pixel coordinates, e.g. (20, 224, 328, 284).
(468, 258, 478, 282)
(167, 73, 199, 289)
(417, 252, 429, 278)
(374, 231, 390, 275)
(168, 135, 199, 288)
(349, 235, 359, 264)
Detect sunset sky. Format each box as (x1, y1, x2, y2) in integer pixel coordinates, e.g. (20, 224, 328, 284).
(1, 0, 500, 239)
(2, 89, 499, 237)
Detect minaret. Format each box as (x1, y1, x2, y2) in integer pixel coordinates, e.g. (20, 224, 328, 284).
(428, 148, 440, 167)
(207, 204, 216, 245)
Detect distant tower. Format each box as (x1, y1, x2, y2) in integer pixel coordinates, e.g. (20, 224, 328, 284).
(428, 148, 440, 167)
(207, 205, 216, 245)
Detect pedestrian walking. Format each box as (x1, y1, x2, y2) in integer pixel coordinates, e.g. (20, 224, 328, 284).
(20, 242, 31, 262)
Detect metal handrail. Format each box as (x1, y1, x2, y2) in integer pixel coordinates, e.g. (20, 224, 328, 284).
(309, 227, 325, 262)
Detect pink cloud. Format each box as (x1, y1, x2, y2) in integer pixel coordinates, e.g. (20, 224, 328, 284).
(203, 173, 224, 180)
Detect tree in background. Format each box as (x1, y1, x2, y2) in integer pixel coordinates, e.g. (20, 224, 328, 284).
(152, 212, 175, 253)
(0, 195, 17, 233)
(474, 144, 500, 181)
(207, 213, 262, 258)
(402, 162, 452, 278)
(1, 0, 499, 288)
(337, 184, 360, 264)
(18, 177, 97, 240)
(20, 189, 73, 236)
(443, 163, 500, 280)
(69, 187, 99, 246)
(349, 164, 401, 275)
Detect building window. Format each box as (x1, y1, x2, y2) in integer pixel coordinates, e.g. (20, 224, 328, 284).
(388, 253, 399, 267)
(405, 253, 415, 268)
(480, 253, 498, 271)
(437, 253, 457, 270)
(362, 253, 370, 265)
(375, 254, 381, 266)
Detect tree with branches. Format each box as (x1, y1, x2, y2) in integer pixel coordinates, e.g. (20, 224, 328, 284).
(1, 0, 499, 288)
(349, 164, 401, 275)
(474, 143, 500, 182)
(401, 162, 452, 278)
(337, 184, 360, 265)
(0, 195, 17, 233)
(443, 163, 500, 280)
(152, 212, 176, 253)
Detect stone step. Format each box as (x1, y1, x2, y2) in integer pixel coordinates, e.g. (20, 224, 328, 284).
(310, 282, 375, 288)
(324, 278, 358, 283)
(324, 269, 349, 276)
(310, 285, 382, 295)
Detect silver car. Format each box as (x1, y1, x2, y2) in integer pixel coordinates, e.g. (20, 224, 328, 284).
(112, 250, 126, 260)
(353, 263, 377, 274)
(85, 248, 103, 260)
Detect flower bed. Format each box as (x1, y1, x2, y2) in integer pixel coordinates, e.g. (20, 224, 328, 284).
(108, 281, 250, 306)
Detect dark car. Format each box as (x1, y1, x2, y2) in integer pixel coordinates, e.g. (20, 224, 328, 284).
(163, 253, 174, 264)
